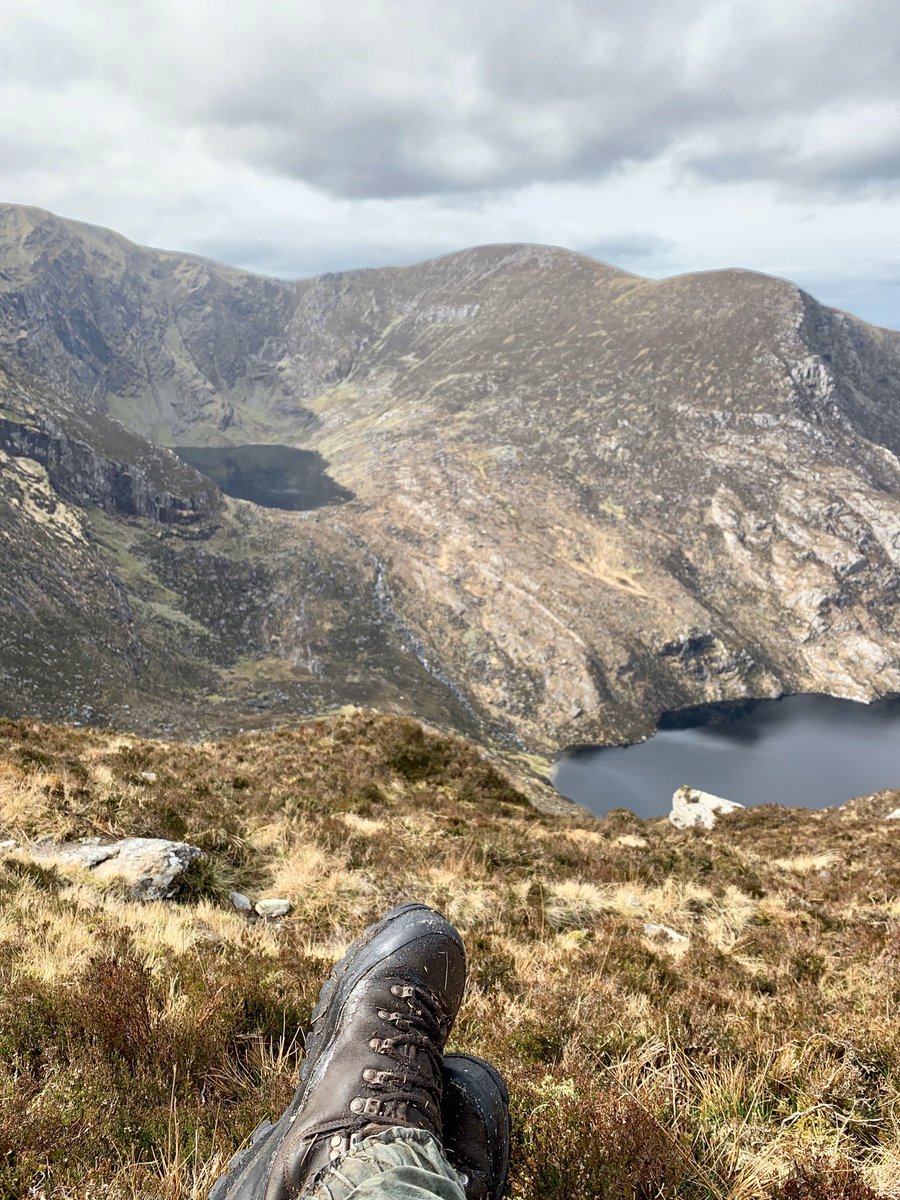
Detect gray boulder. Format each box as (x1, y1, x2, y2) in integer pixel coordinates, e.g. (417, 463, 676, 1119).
(19, 836, 201, 900)
(91, 838, 201, 900)
(670, 785, 744, 830)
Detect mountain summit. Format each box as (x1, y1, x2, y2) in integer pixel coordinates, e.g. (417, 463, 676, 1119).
(2, 204, 899, 749)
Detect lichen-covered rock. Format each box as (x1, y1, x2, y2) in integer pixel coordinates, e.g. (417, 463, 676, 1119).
(19, 836, 201, 900)
(229, 891, 253, 911)
(90, 838, 202, 899)
(670, 785, 744, 830)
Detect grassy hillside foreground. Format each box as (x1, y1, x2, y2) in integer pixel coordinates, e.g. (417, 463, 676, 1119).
(0, 713, 898, 1199)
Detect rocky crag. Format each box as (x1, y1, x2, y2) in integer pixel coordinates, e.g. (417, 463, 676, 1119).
(1, 203, 899, 750)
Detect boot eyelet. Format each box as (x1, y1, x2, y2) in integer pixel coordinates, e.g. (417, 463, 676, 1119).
(350, 1096, 385, 1116)
(363, 1067, 392, 1083)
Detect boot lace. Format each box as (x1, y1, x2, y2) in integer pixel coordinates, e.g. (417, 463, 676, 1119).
(351, 979, 447, 1124)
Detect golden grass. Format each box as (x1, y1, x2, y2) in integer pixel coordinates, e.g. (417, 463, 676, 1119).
(0, 712, 897, 1199)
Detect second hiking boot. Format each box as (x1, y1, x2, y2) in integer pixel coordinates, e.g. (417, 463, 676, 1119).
(442, 1054, 511, 1200)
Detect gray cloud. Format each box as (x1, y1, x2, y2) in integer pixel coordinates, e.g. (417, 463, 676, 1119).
(5, 0, 900, 202)
(191, 0, 720, 198)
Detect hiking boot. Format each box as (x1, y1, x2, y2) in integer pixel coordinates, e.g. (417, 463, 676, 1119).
(209, 903, 466, 1200)
(442, 1055, 511, 1200)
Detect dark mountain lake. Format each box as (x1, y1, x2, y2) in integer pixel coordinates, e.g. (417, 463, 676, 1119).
(552, 693, 900, 818)
(175, 444, 353, 510)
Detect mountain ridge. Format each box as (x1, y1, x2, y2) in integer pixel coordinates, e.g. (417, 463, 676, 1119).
(8, 201, 899, 334)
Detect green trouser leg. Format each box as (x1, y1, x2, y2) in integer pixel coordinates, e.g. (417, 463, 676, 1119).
(303, 1128, 467, 1200)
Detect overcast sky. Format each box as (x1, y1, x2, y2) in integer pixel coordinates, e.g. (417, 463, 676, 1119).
(2, 0, 899, 327)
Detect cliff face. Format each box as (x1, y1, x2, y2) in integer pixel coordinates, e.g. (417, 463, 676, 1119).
(0, 411, 208, 525)
(2, 205, 900, 750)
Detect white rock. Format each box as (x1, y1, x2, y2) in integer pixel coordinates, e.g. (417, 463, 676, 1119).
(615, 834, 649, 849)
(884, 809, 900, 820)
(670, 785, 744, 830)
(22, 836, 201, 900)
(229, 891, 253, 911)
(644, 922, 689, 944)
(140, 771, 158, 782)
(255, 898, 292, 918)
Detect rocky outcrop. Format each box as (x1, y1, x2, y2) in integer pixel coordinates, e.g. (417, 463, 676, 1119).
(670, 785, 745, 830)
(12, 836, 202, 899)
(0, 412, 210, 524)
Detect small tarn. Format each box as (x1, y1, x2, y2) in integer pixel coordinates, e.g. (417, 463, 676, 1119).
(175, 444, 353, 511)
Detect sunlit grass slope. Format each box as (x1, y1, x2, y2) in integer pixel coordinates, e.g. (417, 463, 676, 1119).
(0, 712, 898, 1199)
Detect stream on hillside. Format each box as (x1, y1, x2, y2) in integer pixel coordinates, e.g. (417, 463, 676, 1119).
(552, 693, 900, 818)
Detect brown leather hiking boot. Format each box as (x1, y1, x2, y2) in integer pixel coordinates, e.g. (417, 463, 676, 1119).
(442, 1055, 511, 1200)
(209, 903, 466, 1200)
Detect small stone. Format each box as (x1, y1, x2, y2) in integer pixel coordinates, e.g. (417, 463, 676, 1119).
(615, 834, 648, 849)
(229, 891, 253, 912)
(644, 922, 689, 944)
(884, 809, 900, 820)
(255, 898, 292, 918)
(140, 771, 158, 782)
(0, 839, 17, 851)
